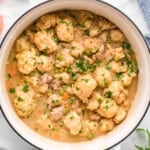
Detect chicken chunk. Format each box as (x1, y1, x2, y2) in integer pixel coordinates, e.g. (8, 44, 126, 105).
(80, 120, 98, 137)
(64, 111, 81, 135)
(99, 119, 114, 133)
(38, 73, 53, 85)
(36, 55, 53, 73)
(113, 107, 127, 124)
(48, 94, 62, 108)
(113, 47, 125, 61)
(55, 49, 74, 68)
(99, 31, 108, 43)
(102, 44, 125, 62)
(34, 30, 58, 54)
(56, 19, 74, 42)
(83, 38, 100, 55)
(50, 106, 65, 121)
(36, 114, 54, 130)
(97, 98, 118, 118)
(71, 41, 85, 57)
(73, 74, 97, 103)
(16, 50, 36, 74)
(93, 67, 112, 88)
(99, 17, 115, 31)
(104, 81, 128, 104)
(54, 72, 71, 84)
(121, 72, 136, 87)
(14, 85, 36, 117)
(36, 13, 58, 30)
(16, 35, 31, 52)
(88, 111, 101, 121)
(37, 84, 49, 94)
(109, 61, 128, 73)
(50, 78, 63, 91)
(89, 26, 101, 37)
(110, 29, 125, 42)
(77, 11, 94, 30)
(24, 73, 50, 94)
(87, 92, 102, 111)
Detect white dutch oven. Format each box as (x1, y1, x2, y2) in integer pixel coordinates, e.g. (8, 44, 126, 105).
(0, 0, 150, 150)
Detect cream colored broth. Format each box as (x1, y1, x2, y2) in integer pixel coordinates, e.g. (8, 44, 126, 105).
(6, 10, 139, 142)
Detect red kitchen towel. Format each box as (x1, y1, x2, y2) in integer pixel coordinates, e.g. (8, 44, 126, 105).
(0, 15, 3, 35)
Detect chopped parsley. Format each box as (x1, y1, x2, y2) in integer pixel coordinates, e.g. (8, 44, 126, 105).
(106, 64, 111, 70)
(61, 45, 65, 49)
(54, 36, 60, 43)
(59, 89, 65, 95)
(82, 109, 86, 116)
(71, 72, 77, 81)
(103, 105, 109, 110)
(84, 48, 96, 56)
(81, 78, 89, 83)
(84, 30, 90, 36)
(98, 98, 103, 102)
(65, 65, 73, 73)
(68, 98, 74, 104)
(56, 54, 63, 61)
(104, 78, 109, 86)
(122, 42, 133, 54)
(87, 132, 94, 139)
(106, 99, 110, 104)
(22, 85, 29, 93)
(9, 88, 15, 94)
(116, 73, 123, 80)
(60, 20, 72, 26)
(76, 86, 80, 91)
(38, 61, 44, 65)
(76, 22, 86, 28)
(76, 58, 87, 72)
(70, 116, 74, 120)
(43, 46, 49, 52)
(71, 46, 76, 50)
(17, 96, 24, 102)
(104, 91, 112, 98)
(7, 73, 11, 79)
(76, 58, 100, 73)
(52, 99, 59, 103)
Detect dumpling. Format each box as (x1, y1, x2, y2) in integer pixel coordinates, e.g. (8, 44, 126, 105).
(104, 81, 128, 104)
(97, 98, 118, 118)
(63, 111, 81, 135)
(56, 19, 74, 42)
(73, 74, 97, 103)
(16, 35, 31, 52)
(16, 50, 36, 74)
(93, 67, 112, 88)
(34, 30, 58, 54)
(36, 13, 58, 30)
(14, 85, 36, 117)
(36, 55, 53, 73)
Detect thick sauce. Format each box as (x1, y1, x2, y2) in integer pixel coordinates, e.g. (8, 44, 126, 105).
(6, 10, 139, 142)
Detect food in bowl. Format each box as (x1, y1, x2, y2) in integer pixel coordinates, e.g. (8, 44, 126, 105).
(6, 10, 139, 142)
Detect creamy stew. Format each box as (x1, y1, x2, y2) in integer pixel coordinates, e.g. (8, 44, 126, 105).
(6, 10, 139, 142)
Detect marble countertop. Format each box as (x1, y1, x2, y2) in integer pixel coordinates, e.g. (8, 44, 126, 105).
(0, 0, 149, 150)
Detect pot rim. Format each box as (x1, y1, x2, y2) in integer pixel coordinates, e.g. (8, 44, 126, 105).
(0, 0, 150, 150)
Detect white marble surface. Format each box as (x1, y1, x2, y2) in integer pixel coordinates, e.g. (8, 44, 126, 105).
(0, 0, 149, 150)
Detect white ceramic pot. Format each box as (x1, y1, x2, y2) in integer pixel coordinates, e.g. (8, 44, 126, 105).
(0, 0, 150, 150)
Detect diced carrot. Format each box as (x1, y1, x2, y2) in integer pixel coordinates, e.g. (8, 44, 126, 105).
(6, 81, 13, 89)
(62, 92, 70, 101)
(52, 132, 61, 140)
(8, 65, 17, 77)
